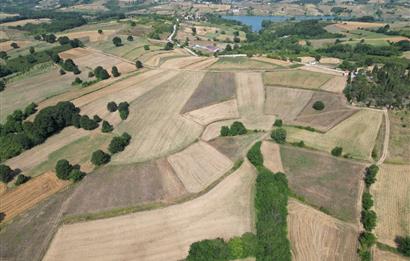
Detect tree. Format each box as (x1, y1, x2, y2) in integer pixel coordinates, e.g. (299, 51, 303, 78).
(331, 146, 343, 156)
(91, 150, 111, 166)
(93, 115, 102, 122)
(187, 238, 229, 261)
(0, 80, 5, 92)
(127, 35, 134, 41)
(72, 77, 82, 85)
(220, 126, 230, 136)
(69, 168, 85, 182)
(24, 102, 38, 116)
(271, 128, 287, 144)
(112, 66, 120, 77)
(0, 164, 14, 183)
(362, 191, 373, 210)
(55, 159, 73, 180)
(0, 51, 8, 60)
(314, 54, 321, 62)
(396, 236, 410, 257)
(59, 69, 66, 75)
(94, 66, 110, 80)
(118, 102, 130, 120)
(135, 60, 143, 69)
(108, 136, 129, 154)
(29, 46, 35, 54)
(88, 71, 94, 78)
(359, 231, 376, 248)
(101, 120, 113, 133)
(144, 45, 150, 50)
(365, 164, 379, 187)
(107, 101, 118, 112)
(10, 42, 19, 49)
(247, 141, 263, 167)
(312, 101, 325, 111)
(15, 174, 30, 186)
(164, 42, 174, 50)
(98, 29, 103, 34)
(80, 115, 99, 130)
(273, 119, 283, 127)
(361, 210, 377, 231)
(112, 36, 122, 47)
(230, 121, 247, 136)
(225, 44, 232, 52)
(192, 27, 197, 36)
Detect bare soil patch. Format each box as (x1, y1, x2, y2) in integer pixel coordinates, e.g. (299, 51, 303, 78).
(280, 145, 365, 222)
(372, 164, 410, 247)
(261, 141, 284, 173)
(167, 141, 233, 193)
(43, 160, 256, 261)
(183, 99, 240, 126)
(288, 200, 359, 261)
(65, 158, 188, 216)
(263, 69, 333, 90)
(0, 172, 69, 222)
(264, 86, 313, 120)
(181, 71, 236, 113)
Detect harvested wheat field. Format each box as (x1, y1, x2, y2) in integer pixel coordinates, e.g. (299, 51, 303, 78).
(167, 141, 233, 193)
(0, 172, 69, 222)
(183, 99, 240, 126)
(43, 160, 256, 261)
(332, 21, 385, 31)
(286, 109, 383, 160)
(58, 30, 115, 43)
(320, 57, 341, 65)
(140, 49, 189, 67)
(294, 92, 358, 132)
(0, 40, 31, 52)
(160, 56, 207, 69)
(261, 141, 284, 173)
(300, 65, 346, 77)
(264, 86, 313, 120)
(210, 57, 281, 71)
(65, 158, 188, 216)
(59, 47, 135, 74)
(374, 248, 409, 261)
(387, 110, 410, 164)
(264, 69, 333, 89)
(281, 146, 365, 222)
(0, 18, 50, 27)
(319, 75, 347, 93)
(288, 200, 359, 261)
(209, 133, 265, 161)
(252, 56, 291, 67)
(182, 71, 236, 113)
(201, 119, 237, 141)
(372, 164, 410, 247)
(114, 71, 204, 162)
(183, 57, 218, 70)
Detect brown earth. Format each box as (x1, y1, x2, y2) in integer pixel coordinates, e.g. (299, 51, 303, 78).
(0, 40, 31, 52)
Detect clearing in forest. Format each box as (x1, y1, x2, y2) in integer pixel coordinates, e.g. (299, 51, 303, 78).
(288, 200, 359, 261)
(285, 109, 383, 160)
(43, 160, 256, 261)
(167, 141, 233, 193)
(280, 145, 365, 222)
(0, 172, 69, 222)
(371, 164, 410, 247)
(181, 71, 236, 113)
(263, 69, 333, 90)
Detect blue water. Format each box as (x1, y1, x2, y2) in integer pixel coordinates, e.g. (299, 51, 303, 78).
(222, 15, 335, 32)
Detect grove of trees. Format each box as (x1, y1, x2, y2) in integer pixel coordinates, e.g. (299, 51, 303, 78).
(220, 121, 247, 136)
(271, 128, 287, 144)
(108, 132, 131, 154)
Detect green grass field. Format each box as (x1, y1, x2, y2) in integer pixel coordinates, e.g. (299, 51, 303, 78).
(263, 70, 332, 89)
(210, 57, 281, 70)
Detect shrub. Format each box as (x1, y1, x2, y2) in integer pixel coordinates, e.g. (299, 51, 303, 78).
(59, 68, 66, 75)
(11, 42, 19, 49)
(80, 115, 99, 130)
(230, 121, 247, 136)
(91, 150, 111, 166)
(247, 141, 263, 167)
(107, 101, 118, 112)
(101, 120, 114, 133)
(271, 128, 287, 144)
(220, 126, 230, 136)
(396, 236, 410, 257)
(273, 119, 283, 127)
(108, 132, 132, 154)
(127, 35, 134, 41)
(88, 71, 94, 77)
(135, 60, 143, 68)
(331, 146, 343, 156)
(72, 77, 82, 85)
(98, 29, 103, 34)
(15, 174, 30, 186)
(144, 45, 150, 50)
(55, 159, 73, 180)
(69, 168, 85, 182)
(93, 115, 102, 123)
(24, 102, 38, 116)
(361, 210, 377, 231)
(0, 164, 14, 183)
(365, 164, 379, 187)
(362, 192, 373, 210)
(359, 231, 376, 248)
(313, 101, 325, 111)
(71, 114, 81, 128)
(112, 66, 120, 77)
(118, 102, 130, 120)
(187, 238, 229, 261)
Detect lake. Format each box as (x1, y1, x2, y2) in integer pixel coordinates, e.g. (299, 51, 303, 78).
(222, 15, 335, 32)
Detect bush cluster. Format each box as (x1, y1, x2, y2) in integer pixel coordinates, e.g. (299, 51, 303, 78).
(108, 133, 131, 154)
(364, 164, 379, 187)
(271, 128, 287, 144)
(331, 146, 343, 156)
(118, 102, 130, 120)
(55, 159, 85, 182)
(107, 101, 118, 112)
(220, 121, 247, 136)
(91, 150, 111, 166)
(273, 118, 283, 127)
(246, 141, 263, 167)
(15, 174, 30, 186)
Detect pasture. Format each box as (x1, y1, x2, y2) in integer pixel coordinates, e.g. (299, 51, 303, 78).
(263, 69, 333, 90)
(288, 200, 359, 261)
(280, 145, 365, 222)
(0, 18, 50, 27)
(372, 164, 410, 247)
(43, 161, 256, 261)
(387, 110, 410, 164)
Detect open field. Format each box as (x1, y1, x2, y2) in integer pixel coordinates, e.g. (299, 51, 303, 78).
(65, 158, 188, 216)
(319, 75, 347, 93)
(183, 57, 218, 69)
(59, 47, 135, 75)
(288, 200, 359, 261)
(327, 21, 385, 32)
(114, 71, 204, 162)
(264, 86, 313, 120)
(43, 160, 256, 261)
(201, 119, 237, 141)
(208, 133, 265, 161)
(58, 30, 116, 43)
(263, 69, 333, 90)
(210, 57, 281, 70)
(0, 40, 32, 52)
(374, 248, 409, 261)
(139, 48, 189, 67)
(285, 109, 383, 160)
(300, 65, 346, 77)
(0, 18, 50, 27)
(260, 141, 284, 173)
(280, 146, 365, 222)
(0, 172, 69, 222)
(386, 110, 410, 164)
(251, 56, 291, 67)
(167, 141, 233, 193)
(181, 71, 236, 113)
(294, 92, 358, 132)
(183, 99, 240, 126)
(160, 56, 207, 69)
(372, 164, 410, 247)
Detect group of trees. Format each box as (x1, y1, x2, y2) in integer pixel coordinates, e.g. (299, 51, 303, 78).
(61, 58, 81, 74)
(186, 233, 257, 261)
(106, 101, 130, 120)
(55, 159, 85, 182)
(246, 141, 263, 167)
(271, 128, 287, 144)
(94, 66, 110, 80)
(0, 164, 30, 186)
(220, 121, 247, 136)
(108, 132, 131, 154)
